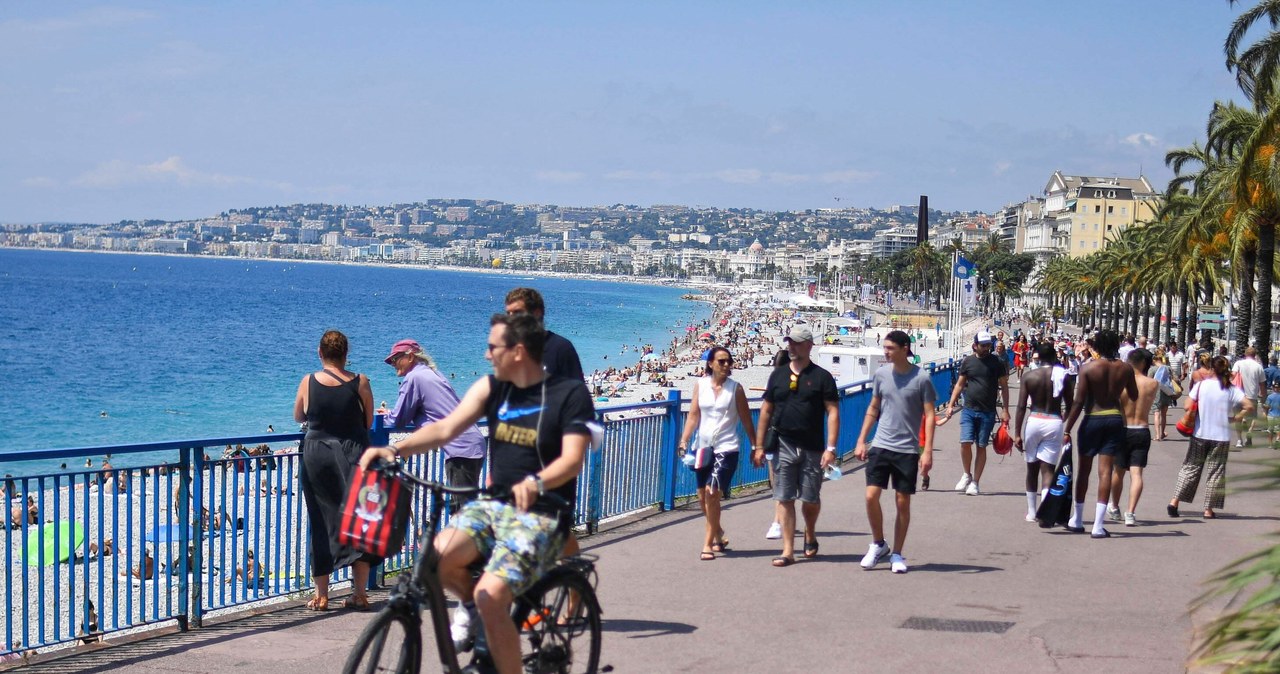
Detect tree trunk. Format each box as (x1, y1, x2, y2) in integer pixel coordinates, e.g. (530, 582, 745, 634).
(1237, 245, 1256, 357)
(1164, 285, 1174, 346)
(1180, 281, 1192, 349)
(1141, 295, 1152, 339)
(1200, 283, 1216, 351)
(1255, 220, 1275, 359)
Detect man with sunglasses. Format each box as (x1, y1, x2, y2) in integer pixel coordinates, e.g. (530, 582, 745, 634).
(754, 325, 840, 567)
(361, 313, 595, 674)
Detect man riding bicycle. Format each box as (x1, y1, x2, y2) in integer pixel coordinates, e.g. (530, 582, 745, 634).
(360, 312, 596, 674)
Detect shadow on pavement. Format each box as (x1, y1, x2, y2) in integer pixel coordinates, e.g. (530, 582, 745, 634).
(909, 562, 1003, 574)
(602, 618, 697, 639)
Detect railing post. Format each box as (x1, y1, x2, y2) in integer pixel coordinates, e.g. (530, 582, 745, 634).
(177, 447, 191, 631)
(367, 414, 389, 589)
(191, 448, 205, 629)
(586, 411, 605, 534)
(660, 389, 681, 511)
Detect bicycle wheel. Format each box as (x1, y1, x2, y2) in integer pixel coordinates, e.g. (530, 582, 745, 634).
(514, 571, 601, 674)
(342, 606, 423, 674)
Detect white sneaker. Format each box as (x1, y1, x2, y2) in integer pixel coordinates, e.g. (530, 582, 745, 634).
(1124, 512, 1137, 527)
(1236, 439, 1245, 448)
(764, 522, 782, 540)
(890, 553, 909, 574)
(965, 481, 979, 496)
(860, 542, 891, 569)
(1025, 512, 1037, 522)
(955, 474, 972, 492)
(1107, 505, 1122, 522)
(450, 604, 477, 651)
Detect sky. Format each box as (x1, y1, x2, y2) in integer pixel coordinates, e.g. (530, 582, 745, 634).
(0, 1, 1257, 223)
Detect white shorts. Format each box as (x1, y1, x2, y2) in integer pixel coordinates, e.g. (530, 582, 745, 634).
(1023, 413, 1064, 465)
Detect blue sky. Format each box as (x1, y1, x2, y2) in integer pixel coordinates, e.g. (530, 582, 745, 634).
(0, 1, 1252, 223)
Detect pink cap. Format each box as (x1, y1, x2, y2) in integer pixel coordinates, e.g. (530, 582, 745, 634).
(384, 339, 421, 364)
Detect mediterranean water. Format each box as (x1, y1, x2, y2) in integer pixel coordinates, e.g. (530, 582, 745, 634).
(0, 248, 710, 473)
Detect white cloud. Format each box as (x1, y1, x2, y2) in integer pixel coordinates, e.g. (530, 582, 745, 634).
(533, 170, 585, 184)
(993, 160, 1012, 176)
(715, 169, 763, 184)
(0, 8, 153, 36)
(604, 170, 669, 181)
(71, 156, 288, 190)
(767, 172, 810, 185)
(818, 169, 877, 184)
(20, 177, 57, 188)
(1122, 132, 1160, 149)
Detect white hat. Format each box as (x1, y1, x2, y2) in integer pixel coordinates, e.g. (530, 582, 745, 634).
(974, 331, 994, 344)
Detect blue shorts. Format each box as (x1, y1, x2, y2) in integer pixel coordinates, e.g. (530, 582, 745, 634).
(959, 408, 997, 447)
(1078, 413, 1125, 458)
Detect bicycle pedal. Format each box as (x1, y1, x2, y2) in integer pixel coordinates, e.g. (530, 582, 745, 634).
(521, 608, 552, 630)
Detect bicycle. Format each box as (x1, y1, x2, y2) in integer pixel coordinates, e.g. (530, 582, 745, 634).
(343, 462, 603, 674)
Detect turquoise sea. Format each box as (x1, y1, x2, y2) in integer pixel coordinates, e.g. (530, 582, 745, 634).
(0, 249, 709, 466)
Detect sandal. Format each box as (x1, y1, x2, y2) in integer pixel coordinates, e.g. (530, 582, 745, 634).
(343, 595, 371, 611)
(803, 539, 819, 558)
(699, 551, 716, 561)
(1203, 510, 1217, 519)
(771, 556, 794, 568)
(305, 595, 328, 611)
(1167, 504, 1180, 518)
(710, 538, 729, 553)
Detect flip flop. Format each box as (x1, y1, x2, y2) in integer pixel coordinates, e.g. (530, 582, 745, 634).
(343, 595, 371, 611)
(710, 538, 729, 553)
(699, 551, 716, 561)
(803, 539, 819, 558)
(305, 596, 328, 611)
(771, 556, 794, 568)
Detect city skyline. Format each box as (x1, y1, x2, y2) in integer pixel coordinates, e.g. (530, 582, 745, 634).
(2, 1, 1247, 223)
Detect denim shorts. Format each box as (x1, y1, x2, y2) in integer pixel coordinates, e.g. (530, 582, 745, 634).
(959, 408, 998, 447)
(449, 498, 566, 596)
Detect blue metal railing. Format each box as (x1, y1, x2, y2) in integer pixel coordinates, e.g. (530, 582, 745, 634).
(0, 360, 957, 658)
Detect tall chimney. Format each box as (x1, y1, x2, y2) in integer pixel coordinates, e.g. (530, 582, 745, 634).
(917, 195, 928, 244)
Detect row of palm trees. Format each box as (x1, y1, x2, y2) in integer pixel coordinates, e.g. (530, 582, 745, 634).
(1038, 4, 1280, 671)
(853, 234, 1033, 314)
(1036, 2, 1280, 359)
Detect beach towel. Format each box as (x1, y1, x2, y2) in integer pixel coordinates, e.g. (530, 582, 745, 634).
(1035, 442, 1073, 528)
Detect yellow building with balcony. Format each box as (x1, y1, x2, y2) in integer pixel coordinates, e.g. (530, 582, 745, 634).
(1042, 171, 1162, 258)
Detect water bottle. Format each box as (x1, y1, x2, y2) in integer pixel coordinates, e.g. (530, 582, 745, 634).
(681, 451, 695, 468)
(824, 464, 842, 481)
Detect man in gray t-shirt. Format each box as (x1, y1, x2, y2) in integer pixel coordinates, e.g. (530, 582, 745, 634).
(854, 330, 936, 574)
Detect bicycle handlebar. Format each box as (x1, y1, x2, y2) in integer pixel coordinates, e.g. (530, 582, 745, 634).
(371, 459, 573, 512)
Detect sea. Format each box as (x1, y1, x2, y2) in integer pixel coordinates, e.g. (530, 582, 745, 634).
(0, 248, 710, 473)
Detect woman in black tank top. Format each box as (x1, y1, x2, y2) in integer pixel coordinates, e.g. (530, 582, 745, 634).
(292, 330, 377, 611)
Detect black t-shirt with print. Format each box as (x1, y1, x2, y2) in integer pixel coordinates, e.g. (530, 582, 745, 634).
(763, 362, 839, 451)
(485, 374, 595, 510)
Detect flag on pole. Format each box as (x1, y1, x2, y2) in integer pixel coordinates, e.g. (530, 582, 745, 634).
(953, 257, 975, 279)
(961, 277, 977, 308)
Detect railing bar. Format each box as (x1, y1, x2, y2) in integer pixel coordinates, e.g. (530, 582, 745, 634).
(124, 469, 133, 626)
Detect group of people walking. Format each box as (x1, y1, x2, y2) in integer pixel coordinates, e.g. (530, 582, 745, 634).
(676, 323, 1265, 574)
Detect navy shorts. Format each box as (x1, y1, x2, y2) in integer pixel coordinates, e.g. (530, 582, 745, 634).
(865, 448, 919, 494)
(695, 451, 739, 493)
(1078, 414, 1125, 457)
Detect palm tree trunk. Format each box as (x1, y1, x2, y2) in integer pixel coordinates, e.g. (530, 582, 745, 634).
(1237, 246, 1256, 357)
(1141, 295, 1152, 339)
(1164, 285, 1174, 346)
(1256, 220, 1275, 358)
(1180, 281, 1191, 348)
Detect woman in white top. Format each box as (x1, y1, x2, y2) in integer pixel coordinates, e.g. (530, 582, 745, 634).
(1169, 356, 1253, 519)
(678, 346, 756, 561)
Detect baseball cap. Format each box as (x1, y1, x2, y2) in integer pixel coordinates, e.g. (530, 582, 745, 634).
(384, 339, 421, 364)
(974, 331, 994, 345)
(786, 325, 814, 343)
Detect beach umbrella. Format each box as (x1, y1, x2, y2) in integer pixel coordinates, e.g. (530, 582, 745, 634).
(641, 352, 662, 362)
(698, 332, 713, 340)
(24, 520, 84, 565)
(146, 523, 195, 544)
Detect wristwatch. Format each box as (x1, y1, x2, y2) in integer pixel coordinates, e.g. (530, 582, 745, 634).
(388, 442, 401, 458)
(525, 474, 545, 496)
(825, 446, 837, 453)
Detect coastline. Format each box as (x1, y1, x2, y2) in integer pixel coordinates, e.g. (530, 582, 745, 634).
(0, 245, 707, 292)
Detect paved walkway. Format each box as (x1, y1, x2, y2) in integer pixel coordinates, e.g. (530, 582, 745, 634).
(19, 393, 1280, 673)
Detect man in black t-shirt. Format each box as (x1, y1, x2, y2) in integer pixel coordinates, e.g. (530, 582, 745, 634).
(505, 287, 585, 381)
(752, 325, 840, 567)
(942, 331, 1010, 496)
(361, 313, 594, 674)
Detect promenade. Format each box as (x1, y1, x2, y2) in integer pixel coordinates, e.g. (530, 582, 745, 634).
(18, 395, 1279, 674)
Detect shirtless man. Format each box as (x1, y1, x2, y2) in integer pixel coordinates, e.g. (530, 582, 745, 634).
(1063, 330, 1138, 538)
(1109, 348, 1159, 527)
(1012, 343, 1073, 522)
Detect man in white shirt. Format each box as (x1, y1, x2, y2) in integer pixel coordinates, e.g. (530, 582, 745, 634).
(1231, 347, 1267, 447)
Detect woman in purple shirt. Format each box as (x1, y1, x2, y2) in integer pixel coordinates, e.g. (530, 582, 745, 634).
(382, 340, 486, 507)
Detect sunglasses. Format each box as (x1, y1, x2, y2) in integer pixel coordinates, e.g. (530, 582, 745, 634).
(789, 373, 798, 391)
(714, 358, 731, 365)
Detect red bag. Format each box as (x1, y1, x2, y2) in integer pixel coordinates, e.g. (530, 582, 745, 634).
(1176, 399, 1198, 438)
(993, 421, 1013, 456)
(339, 465, 414, 558)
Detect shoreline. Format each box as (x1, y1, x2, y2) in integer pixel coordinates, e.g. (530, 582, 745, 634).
(0, 245, 708, 292)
